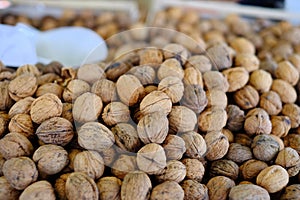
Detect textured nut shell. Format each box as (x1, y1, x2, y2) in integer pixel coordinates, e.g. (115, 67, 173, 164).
(206, 89, 227, 109)
(155, 160, 186, 183)
(8, 114, 34, 138)
(128, 65, 156, 85)
(102, 102, 130, 126)
(275, 147, 300, 168)
(157, 58, 184, 81)
(183, 67, 203, 86)
(203, 71, 229, 92)
(16, 64, 41, 77)
(8, 74, 37, 101)
(105, 62, 131, 82)
(181, 180, 208, 200)
(226, 143, 253, 163)
(66, 172, 99, 200)
(169, 106, 197, 133)
(111, 155, 137, 179)
(205, 131, 229, 161)
(207, 43, 232, 70)
(249, 69, 272, 93)
(185, 55, 212, 73)
(0, 176, 20, 200)
(162, 135, 186, 160)
(280, 184, 300, 200)
(226, 105, 245, 132)
(271, 79, 297, 104)
(210, 159, 239, 180)
(162, 44, 189, 65)
(140, 91, 172, 116)
(252, 134, 280, 162)
(158, 76, 184, 103)
(30, 93, 63, 124)
(235, 53, 259, 72)
(63, 79, 90, 103)
(139, 48, 163, 65)
(3, 157, 38, 190)
(260, 91, 282, 115)
(271, 116, 291, 137)
(240, 159, 268, 180)
(61, 103, 73, 122)
(36, 82, 63, 98)
(77, 63, 105, 84)
(180, 131, 206, 159)
(181, 84, 207, 114)
(275, 61, 299, 86)
(182, 158, 205, 182)
(230, 37, 255, 54)
(54, 173, 70, 200)
(234, 85, 259, 110)
(8, 97, 34, 118)
(198, 107, 227, 132)
(150, 181, 184, 200)
(97, 176, 122, 200)
(206, 176, 235, 200)
(91, 79, 117, 104)
(0, 81, 14, 111)
(229, 184, 270, 200)
(222, 67, 249, 92)
(19, 181, 55, 200)
(282, 103, 300, 128)
(244, 108, 272, 135)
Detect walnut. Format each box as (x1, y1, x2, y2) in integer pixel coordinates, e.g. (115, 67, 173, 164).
(280, 184, 300, 200)
(260, 91, 282, 115)
(128, 65, 156, 85)
(181, 180, 208, 200)
(36, 83, 63, 98)
(228, 184, 270, 200)
(112, 123, 141, 153)
(182, 158, 205, 182)
(111, 155, 137, 179)
(139, 48, 163, 65)
(203, 71, 229, 92)
(91, 79, 117, 104)
(72, 92, 103, 123)
(234, 85, 259, 110)
(36, 117, 74, 146)
(271, 79, 297, 104)
(185, 55, 212, 73)
(121, 171, 152, 200)
(284, 134, 300, 153)
(222, 67, 249, 92)
(78, 122, 115, 152)
(155, 160, 186, 183)
(137, 112, 168, 144)
(66, 172, 99, 200)
(8, 114, 34, 138)
(256, 165, 289, 193)
(137, 143, 166, 175)
(249, 69, 272, 93)
(234, 133, 252, 147)
(158, 76, 184, 103)
(105, 62, 131, 82)
(8, 74, 37, 101)
(150, 181, 184, 200)
(0, 176, 21, 200)
(97, 176, 122, 200)
(102, 102, 130, 126)
(282, 103, 300, 128)
(226, 143, 253, 164)
(240, 159, 268, 180)
(226, 105, 245, 132)
(230, 37, 255, 54)
(30, 93, 63, 124)
(61, 103, 73, 122)
(162, 135, 186, 160)
(19, 181, 55, 200)
(275, 61, 299, 86)
(16, 64, 41, 77)
(169, 106, 197, 133)
(289, 54, 300, 73)
(181, 84, 207, 114)
(235, 53, 259, 72)
(162, 44, 189, 65)
(244, 108, 272, 136)
(206, 176, 235, 200)
(271, 116, 291, 137)
(140, 91, 172, 116)
(37, 73, 61, 85)
(0, 132, 33, 159)
(198, 107, 227, 132)
(157, 59, 184, 80)
(3, 157, 38, 190)
(252, 134, 280, 162)
(206, 89, 227, 109)
(77, 63, 105, 84)
(210, 159, 239, 180)
(8, 97, 34, 118)
(101, 146, 117, 166)
(206, 43, 232, 70)
(275, 147, 300, 168)
(180, 131, 206, 159)
(0, 81, 14, 110)
(63, 79, 90, 103)
(183, 67, 203, 87)
(205, 131, 229, 161)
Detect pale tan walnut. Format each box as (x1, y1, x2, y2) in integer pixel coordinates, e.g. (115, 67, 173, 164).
(158, 76, 184, 103)
(162, 43, 189, 65)
(74, 150, 104, 179)
(137, 112, 168, 144)
(206, 176, 235, 200)
(0, 112, 8, 137)
(105, 62, 131, 82)
(137, 143, 166, 175)
(116, 74, 144, 106)
(260, 91, 282, 116)
(198, 107, 227, 132)
(226, 143, 253, 164)
(101, 146, 117, 166)
(0, 176, 21, 200)
(169, 106, 197, 133)
(226, 105, 245, 132)
(252, 134, 280, 162)
(8, 97, 34, 118)
(162, 135, 186, 160)
(33, 144, 69, 176)
(282, 103, 300, 128)
(8, 73, 37, 101)
(284, 134, 300, 153)
(102, 102, 130, 127)
(181, 180, 208, 200)
(30, 93, 63, 124)
(55, 173, 70, 200)
(275, 147, 300, 168)
(8, 114, 34, 138)
(271, 116, 291, 137)
(249, 69, 272, 93)
(256, 165, 289, 193)
(185, 55, 212, 73)
(229, 184, 270, 200)
(281, 184, 300, 200)
(182, 158, 205, 182)
(210, 159, 239, 180)
(121, 171, 152, 200)
(128, 65, 156, 85)
(150, 181, 184, 200)
(222, 129, 234, 143)
(36, 82, 63, 98)
(240, 159, 268, 180)
(0, 81, 14, 111)
(112, 123, 141, 153)
(234, 133, 252, 147)
(270, 134, 285, 151)
(181, 84, 207, 114)
(206, 43, 233, 70)
(111, 155, 137, 179)
(206, 89, 227, 109)
(37, 73, 61, 86)
(140, 91, 172, 116)
(139, 48, 163, 65)
(0, 132, 33, 159)
(203, 71, 229, 92)
(234, 85, 259, 110)
(183, 67, 203, 87)
(63, 79, 90, 103)
(155, 160, 186, 183)
(78, 122, 115, 152)
(19, 181, 55, 200)
(173, 31, 206, 54)
(3, 157, 38, 190)
(91, 79, 117, 104)
(77, 63, 105, 84)
(222, 67, 249, 92)
(73, 92, 103, 123)
(180, 131, 206, 159)
(271, 79, 297, 104)
(289, 54, 300, 73)
(61, 103, 73, 122)
(36, 117, 74, 146)
(97, 176, 122, 200)
(244, 108, 272, 136)
(0, 71, 15, 81)
(16, 64, 41, 77)
(157, 58, 184, 81)
(275, 61, 299, 86)
(66, 172, 99, 200)
(205, 131, 229, 161)
(235, 53, 259, 72)
(230, 37, 255, 54)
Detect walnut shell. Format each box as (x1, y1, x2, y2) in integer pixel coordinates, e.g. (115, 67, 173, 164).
(182, 158, 205, 182)
(271, 79, 297, 104)
(162, 44, 189, 65)
(183, 67, 203, 87)
(244, 108, 272, 136)
(226, 143, 253, 163)
(139, 48, 163, 65)
(210, 159, 239, 180)
(240, 159, 268, 181)
(206, 89, 227, 109)
(8, 97, 34, 118)
(8, 73, 37, 101)
(275, 61, 299, 86)
(222, 67, 249, 92)
(180, 131, 206, 159)
(91, 79, 117, 104)
(102, 102, 130, 126)
(158, 76, 184, 103)
(63, 79, 90, 103)
(249, 69, 272, 93)
(162, 135, 186, 160)
(230, 37, 255, 54)
(280, 184, 300, 200)
(235, 53, 259, 72)
(8, 114, 34, 138)
(234, 85, 259, 110)
(16, 64, 41, 77)
(36, 82, 63, 98)
(97, 176, 122, 200)
(0, 81, 14, 111)
(206, 43, 232, 70)
(252, 134, 280, 162)
(282, 103, 300, 128)
(111, 155, 137, 179)
(54, 173, 70, 200)
(271, 116, 291, 137)
(275, 147, 300, 168)
(128, 65, 156, 85)
(181, 180, 208, 200)
(181, 84, 207, 114)
(105, 62, 131, 82)
(226, 105, 245, 132)
(203, 71, 229, 92)
(169, 106, 197, 133)
(19, 181, 55, 200)
(260, 91, 282, 115)
(140, 91, 172, 116)
(150, 181, 184, 200)
(205, 131, 229, 161)
(228, 184, 270, 200)
(198, 107, 227, 132)
(206, 176, 235, 200)
(77, 63, 105, 84)
(0, 176, 20, 200)
(155, 160, 186, 183)
(185, 55, 212, 73)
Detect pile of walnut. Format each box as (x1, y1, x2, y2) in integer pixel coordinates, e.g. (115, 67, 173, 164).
(1, 8, 300, 200)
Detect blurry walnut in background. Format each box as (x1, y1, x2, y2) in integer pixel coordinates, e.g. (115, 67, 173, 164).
(77, 63, 106, 84)
(185, 55, 212, 73)
(162, 43, 189, 65)
(157, 58, 184, 80)
(271, 79, 297, 104)
(234, 53, 259, 72)
(275, 61, 299, 86)
(206, 42, 233, 70)
(249, 69, 272, 93)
